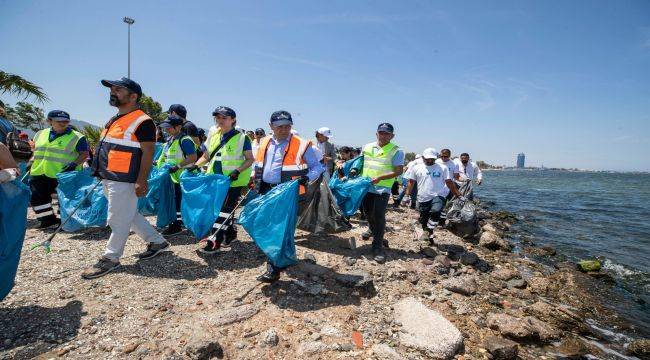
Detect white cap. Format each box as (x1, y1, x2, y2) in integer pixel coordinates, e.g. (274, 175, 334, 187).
(415, 154, 422, 159)
(316, 126, 333, 139)
(422, 148, 439, 159)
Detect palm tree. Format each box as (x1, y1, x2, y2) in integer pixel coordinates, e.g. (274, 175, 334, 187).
(0, 71, 49, 103)
(80, 125, 102, 149)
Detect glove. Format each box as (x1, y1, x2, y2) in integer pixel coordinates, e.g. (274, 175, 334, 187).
(298, 175, 309, 186)
(168, 165, 180, 174)
(228, 169, 240, 181)
(62, 162, 77, 172)
(349, 168, 359, 177)
(402, 195, 411, 205)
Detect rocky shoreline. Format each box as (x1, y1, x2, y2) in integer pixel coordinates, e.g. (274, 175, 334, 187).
(1, 201, 649, 359)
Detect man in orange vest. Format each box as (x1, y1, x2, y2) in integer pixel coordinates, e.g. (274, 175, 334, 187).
(82, 77, 169, 279)
(253, 110, 324, 282)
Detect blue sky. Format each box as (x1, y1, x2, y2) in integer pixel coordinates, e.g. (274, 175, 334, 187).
(2, 0, 649, 171)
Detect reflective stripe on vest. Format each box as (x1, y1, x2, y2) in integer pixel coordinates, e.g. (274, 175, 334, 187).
(206, 130, 251, 187)
(361, 141, 399, 188)
(156, 135, 194, 184)
(254, 134, 311, 194)
(31, 128, 82, 178)
(95, 109, 151, 183)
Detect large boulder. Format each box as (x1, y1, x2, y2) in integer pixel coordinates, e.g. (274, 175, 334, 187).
(479, 231, 513, 251)
(486, 313, 559, 343)
(394, 297, 463, 359)
(441, 276, 478, 296)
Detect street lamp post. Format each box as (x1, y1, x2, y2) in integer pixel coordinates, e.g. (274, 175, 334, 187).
(123, 17, 135, 78)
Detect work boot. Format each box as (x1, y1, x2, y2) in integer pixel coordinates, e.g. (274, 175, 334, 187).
(361, 230, 372, 240)
(81, 257, 120, 279)
(136, 241, 171, 260)
(198, 239, 221, 254)
(162, 221, 183, 236)
(257, 268, 281, 283)
(37, 216, 60, 229)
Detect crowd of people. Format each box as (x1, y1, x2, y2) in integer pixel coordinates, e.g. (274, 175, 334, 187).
(0, 77, 484, 283)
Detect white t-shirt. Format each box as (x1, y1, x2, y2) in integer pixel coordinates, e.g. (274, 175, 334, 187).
(403, 158, 423, 179)
(405, 162, 451, 203)
(453, 159, 483, 181)
(436, 158, 458, 176)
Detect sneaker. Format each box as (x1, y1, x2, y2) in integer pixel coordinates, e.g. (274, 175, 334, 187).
(372, 248, 386, 264)
(81, 257, 120, 279)
(361, 231, 372, 240)
(161, 222, 183, 236)
(257, 269, 281, 283)
(198, 239, 221, 254)
(37, 217, 60, 229)
(137, 241, 171, 260)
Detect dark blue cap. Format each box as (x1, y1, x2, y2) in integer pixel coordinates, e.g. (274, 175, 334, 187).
(255, 128, 266, 134)
(212, 106, 236, 118)
(168, 104, 187, 118)
(101, 77, 143, 96)
(377, 122, 394, 134)
(47, 110, 71, 121)
(160, 115, 184, 128)
(270, 110, 293, 126)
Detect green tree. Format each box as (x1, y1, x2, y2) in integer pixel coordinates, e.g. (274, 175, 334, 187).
(80, 125, 102, 149)
(5, 101, 46, 132)
(139, 93, 167, 123)
(0, 71, 49, 103)
(404, 152, 416, 162)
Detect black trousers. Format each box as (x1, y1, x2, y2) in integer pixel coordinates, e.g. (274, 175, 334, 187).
(211, 186, 243, 242)
(30, 175, 58, 221)
(174, 182, 183, 223)
(417, 196, 447, 233)
(362, 192, 390, 251)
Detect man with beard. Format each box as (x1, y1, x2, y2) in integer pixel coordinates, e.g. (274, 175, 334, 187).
(82, 77, 168, 279)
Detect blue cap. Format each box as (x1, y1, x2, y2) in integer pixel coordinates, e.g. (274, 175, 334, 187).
(47, 110, 71, 122)
(101, 77, 143, 96)
(212, 106, 236, 118)
(168, 104, 187, 118)
(377, 122, 394, 134)
(270, 110, 293, 126)
(160, 115, 184, 128)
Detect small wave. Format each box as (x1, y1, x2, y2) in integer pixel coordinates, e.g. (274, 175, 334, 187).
(603, 259, 643, 278)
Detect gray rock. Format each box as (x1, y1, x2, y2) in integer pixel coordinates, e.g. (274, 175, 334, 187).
(479, 231, 513, 251)
(210, 304, 259, 327)
(184, 329, 224, 359)
(261, 328, 279, 346)
(486, 313, 559, 343)
(484, 335, 518, 360)
(421, 247, 437, 258)
(434, 255, 452, 268)
(491, 268, 519, 281)
(344, 257, 357, 266)
(335, 270, 374, 292)
(304, 253, 317, 263)
(460, 252, 479, 266)
(296, 262, 329, 277)
(372, 343, 404, 360)
(441, 276, 478, 296)
(394, 297, 464, 359)
(506, 278, 527, 290)
(299, 341, 328, 355)
(320, 325, 342, 337)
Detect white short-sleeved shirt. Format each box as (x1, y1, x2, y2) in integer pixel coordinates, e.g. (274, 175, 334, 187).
(436, 158, 458, 175)
(405, 162, 451, 203)
(403, 158, 423, 180)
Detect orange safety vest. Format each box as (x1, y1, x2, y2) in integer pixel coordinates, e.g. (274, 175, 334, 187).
(254, 134, 311, 194)
(94, 109, 152, 183)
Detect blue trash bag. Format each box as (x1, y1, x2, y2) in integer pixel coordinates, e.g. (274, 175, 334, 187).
(328, 176, 372, 216)
(0, 179, 30, 301)
(239, 180, 299, 269)
(180, 172, 230, 239)
(342, 156, 364, 177)
(137, 165, 176, 228)
(153, 142, 164, 163)
(56, 170, 107, 232)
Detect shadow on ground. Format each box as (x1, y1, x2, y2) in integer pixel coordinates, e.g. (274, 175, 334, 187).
(0, 300, 85, 359)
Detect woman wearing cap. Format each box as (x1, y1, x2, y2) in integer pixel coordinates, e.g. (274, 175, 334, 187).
(193, 106, 254, 253)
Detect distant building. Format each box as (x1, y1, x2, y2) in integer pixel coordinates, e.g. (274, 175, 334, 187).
(517, 153, 525, 168)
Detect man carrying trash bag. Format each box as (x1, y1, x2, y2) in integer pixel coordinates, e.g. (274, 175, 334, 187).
(155, 115, 197, 235)
(192, 106, 254, 253)
(251, 110, 324, 283)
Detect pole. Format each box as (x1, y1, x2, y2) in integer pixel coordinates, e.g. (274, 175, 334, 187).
(123, 17, 135, 78)
(127, 23, 131, 78)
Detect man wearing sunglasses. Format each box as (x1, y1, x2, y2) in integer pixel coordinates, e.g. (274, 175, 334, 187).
(29, 110, 89, 229)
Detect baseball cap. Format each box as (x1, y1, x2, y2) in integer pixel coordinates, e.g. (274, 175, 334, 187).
(47, 110, 71, 122)
(212, 106, 236, 118)
(255, 128, 266, 135)
(160, 115, 184, 128)
(168, 104, 187, 118)
(316, 127, 333, 139)
(270, 110, 293, 126)
(101, 77, 143, 97)
(422, 148, 439, 159)
(377, 122, 394, 134)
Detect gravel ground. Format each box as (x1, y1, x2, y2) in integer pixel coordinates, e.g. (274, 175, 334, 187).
(1, 205, 645, 359)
